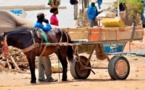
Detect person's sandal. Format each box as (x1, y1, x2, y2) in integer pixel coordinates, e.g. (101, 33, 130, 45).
(48, 78, 58, 82)
(38, 79, 46, 82)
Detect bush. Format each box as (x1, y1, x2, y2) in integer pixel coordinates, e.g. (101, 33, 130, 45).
(125, 3, 143, 25)
(114, 0, 143, 26)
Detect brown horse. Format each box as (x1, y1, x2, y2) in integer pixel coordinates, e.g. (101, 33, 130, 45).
(0, 28, 74, 83)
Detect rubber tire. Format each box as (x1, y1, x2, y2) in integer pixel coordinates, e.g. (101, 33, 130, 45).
(70, 57, 79, 79)
(70, 56, 91, 79)
(108, 56, 130, 80)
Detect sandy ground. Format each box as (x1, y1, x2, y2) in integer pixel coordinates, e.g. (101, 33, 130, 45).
(1, 30, 145, 90)
(0, 0, 144, 89)
(0, 53, 145, 90)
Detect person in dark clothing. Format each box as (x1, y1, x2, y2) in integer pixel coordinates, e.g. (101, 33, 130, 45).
(34, 13, 57, 82)
(119, 3, 126, 11)
(97, 0, 102, 9)
(87, 0, 103, 27)
(119, 3, 127, 22)
(34, 13, 52, 32)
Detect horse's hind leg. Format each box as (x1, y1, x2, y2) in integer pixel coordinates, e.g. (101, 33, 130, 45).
(56, 50, 68, 81)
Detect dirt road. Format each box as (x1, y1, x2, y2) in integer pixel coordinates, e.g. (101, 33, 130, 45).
(0, 54, 145, 90)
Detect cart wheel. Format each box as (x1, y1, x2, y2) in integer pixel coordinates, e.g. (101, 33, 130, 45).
(70, 56, 91, 79)
(108, 56, 130, 80)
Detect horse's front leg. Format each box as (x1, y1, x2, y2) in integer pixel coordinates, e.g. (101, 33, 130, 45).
(27, 56, 36, 83)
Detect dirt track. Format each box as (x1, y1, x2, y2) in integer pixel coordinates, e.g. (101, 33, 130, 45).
(0, 54, 145, 90)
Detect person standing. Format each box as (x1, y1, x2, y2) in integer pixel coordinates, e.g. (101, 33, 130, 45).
(48, 0, 60, 7)
(97, 0, 102, 9)
(34, 13, 57, 82)
(87, 0, 102, 27)
(50, 7, 59, 26)
(119, 2, 126, 22)
(70, 0, 78, 20)
(34, 13, 52, 32)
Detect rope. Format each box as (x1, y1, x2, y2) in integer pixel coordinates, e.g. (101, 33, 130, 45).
(40, 44, 47, 57)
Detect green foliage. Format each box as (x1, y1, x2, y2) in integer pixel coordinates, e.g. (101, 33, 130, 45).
(120, 0, 142, 4)
(125, 4, 143, 25)
(115, 0, 144, 26)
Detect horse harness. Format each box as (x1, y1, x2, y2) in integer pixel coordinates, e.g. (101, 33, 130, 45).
(2, 30, 38, 57)
(22, 28, 50, 54)
(2, 28, 69, 57)
(39, 28, 69, 57)
(23, 28, 69, 56)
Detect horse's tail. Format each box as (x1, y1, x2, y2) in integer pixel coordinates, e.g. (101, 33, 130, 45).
(66, 32, 74, 61)
(67, 45, 74, 61)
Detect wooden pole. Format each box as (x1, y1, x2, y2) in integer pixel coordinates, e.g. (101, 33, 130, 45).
(6, 58, 12, 70)
(117, 0, 120, 18)
(10, 56, 21, 71)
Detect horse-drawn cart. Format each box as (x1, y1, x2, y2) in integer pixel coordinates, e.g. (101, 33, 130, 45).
(62, 24, 144, 80)
(0, 10, 144, 82)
